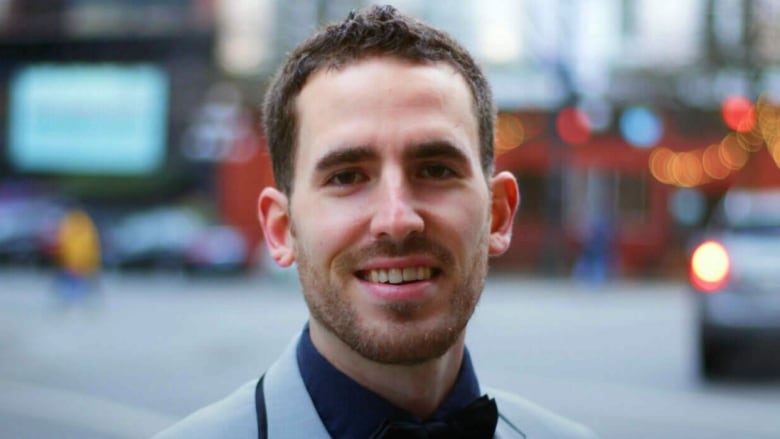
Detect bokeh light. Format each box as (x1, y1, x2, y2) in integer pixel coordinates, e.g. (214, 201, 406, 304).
(769, 138, 780, 167)
(690, 241, 730, 292)
(718, 133, 749, 170)
(701, 143, 731, 180)
(650, 143, 736, 188)
(556, 106, 590, 145)
(735, 129, 764, 152)
(649, 97, 780, 187)
(757, 98, 780, 151)
(671, 150, 706, 187)
(756, 99, 778, 137)
(721, 95, 756, 132)
(649, 147, 675, 184)
(669, 188, 706, 226)
(495, 112, 525, 155)
(620, 106, 663, 148)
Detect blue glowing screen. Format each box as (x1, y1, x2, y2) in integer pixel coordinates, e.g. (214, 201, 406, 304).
(8, 64, 169, 175)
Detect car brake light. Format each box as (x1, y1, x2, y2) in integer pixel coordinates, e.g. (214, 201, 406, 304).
(690, 240, 730, 292)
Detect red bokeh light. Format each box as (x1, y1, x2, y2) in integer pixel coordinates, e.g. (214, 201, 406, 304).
(721, 96, 756, 132)
(556, 107, 590, 145)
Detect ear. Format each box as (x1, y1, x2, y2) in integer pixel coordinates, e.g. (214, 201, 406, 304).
(488, 171, 520, 256)
(258, 187, 295, 267)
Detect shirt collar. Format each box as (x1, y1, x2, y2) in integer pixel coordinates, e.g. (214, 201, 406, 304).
(296, 323, 482, 439)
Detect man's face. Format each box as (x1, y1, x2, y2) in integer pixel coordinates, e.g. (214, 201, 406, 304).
(268, 56, 514, 365)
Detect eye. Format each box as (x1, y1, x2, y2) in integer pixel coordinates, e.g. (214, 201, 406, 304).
(326, 170, 367, 186)
(419, 164, 456, 179)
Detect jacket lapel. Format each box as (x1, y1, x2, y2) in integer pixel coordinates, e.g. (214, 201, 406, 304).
(263, 334, 330, 438)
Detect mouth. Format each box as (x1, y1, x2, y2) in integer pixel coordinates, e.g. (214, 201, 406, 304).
(356, 266, 436, 284)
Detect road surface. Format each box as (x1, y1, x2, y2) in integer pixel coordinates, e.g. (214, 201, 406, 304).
(1, 268, 778, 438)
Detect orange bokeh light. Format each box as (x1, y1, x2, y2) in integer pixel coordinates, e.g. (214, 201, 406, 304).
(735, 129, 763, 152)
(718, 134, 749, 170)
(702, 143, 731, 180)
(769, 138, 780, 167)
(672, 150, 707, 187)
(757, 99, 780, 145)
(649, 147, 675, 184)
(495, 113, 525, 155)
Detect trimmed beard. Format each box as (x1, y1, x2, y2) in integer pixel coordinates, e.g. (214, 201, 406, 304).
(293, 230, 489, 365)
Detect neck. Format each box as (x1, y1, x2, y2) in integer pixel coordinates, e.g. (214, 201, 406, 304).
(309, 318, 466, 419)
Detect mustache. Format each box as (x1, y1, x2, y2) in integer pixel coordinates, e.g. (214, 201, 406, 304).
(339, 235, 455, 271)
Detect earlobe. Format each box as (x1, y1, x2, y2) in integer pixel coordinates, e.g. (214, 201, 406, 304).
(258, 187, 295, 267)
(488, 171, 520, 256)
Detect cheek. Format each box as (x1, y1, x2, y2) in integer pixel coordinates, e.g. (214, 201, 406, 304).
(433, 192, 491, 242)
(292, 198, 367, 260)
(457, 210, 491, 253)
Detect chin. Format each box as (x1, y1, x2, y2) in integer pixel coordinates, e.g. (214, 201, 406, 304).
(344, 315, 466, 365)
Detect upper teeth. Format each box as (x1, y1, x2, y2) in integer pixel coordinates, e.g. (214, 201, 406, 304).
(366, 267, 432, 284)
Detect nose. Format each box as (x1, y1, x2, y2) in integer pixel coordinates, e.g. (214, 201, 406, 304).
(369, 174, 424, 240)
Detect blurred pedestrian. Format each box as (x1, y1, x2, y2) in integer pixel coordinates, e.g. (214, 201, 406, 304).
(154, 5, 597, 439)
(54, 208, 101, 306)
(573, 214, 617, 285)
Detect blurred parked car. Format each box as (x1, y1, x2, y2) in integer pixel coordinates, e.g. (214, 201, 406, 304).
(689, 188, 780, 378)
(105, 206, 249, 274)
(0, 196, 65, 266)
(185, 225, 250, 274)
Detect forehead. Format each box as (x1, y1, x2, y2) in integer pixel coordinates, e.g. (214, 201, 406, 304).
(302, 56, 471, 102)
(293, 56, 479, 169)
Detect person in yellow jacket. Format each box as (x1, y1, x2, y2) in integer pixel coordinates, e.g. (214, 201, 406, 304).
(55, 208, 101, 303)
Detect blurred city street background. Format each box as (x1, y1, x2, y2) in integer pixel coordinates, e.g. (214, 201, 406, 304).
(2, 0, 780, 438)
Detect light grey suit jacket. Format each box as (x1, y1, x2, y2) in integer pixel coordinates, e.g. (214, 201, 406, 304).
(152, 334, 598, 439)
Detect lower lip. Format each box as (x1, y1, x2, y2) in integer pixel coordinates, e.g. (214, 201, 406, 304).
(358, 278, 436, 303)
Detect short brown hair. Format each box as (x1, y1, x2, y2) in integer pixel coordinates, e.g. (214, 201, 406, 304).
(262, 4, 495, 195)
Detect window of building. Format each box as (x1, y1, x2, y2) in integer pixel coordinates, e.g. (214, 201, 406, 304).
(565, 167, 649, 230)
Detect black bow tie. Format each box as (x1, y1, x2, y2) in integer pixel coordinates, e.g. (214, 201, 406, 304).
(369, 395, 498, 439)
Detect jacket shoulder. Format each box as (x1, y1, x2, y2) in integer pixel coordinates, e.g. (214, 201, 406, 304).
(151, 379, 259, 439)
(488, 387, 599, 439)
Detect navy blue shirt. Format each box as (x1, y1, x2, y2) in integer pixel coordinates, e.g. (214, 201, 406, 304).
(296, 324, 483, 439)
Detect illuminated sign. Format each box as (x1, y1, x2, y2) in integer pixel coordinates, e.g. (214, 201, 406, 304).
(8, 64, 169, 175)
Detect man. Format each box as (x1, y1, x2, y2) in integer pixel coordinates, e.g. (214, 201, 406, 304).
(154, 5, 597, 438)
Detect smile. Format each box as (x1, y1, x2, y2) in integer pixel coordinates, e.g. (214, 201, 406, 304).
(358, 267, 433, 284)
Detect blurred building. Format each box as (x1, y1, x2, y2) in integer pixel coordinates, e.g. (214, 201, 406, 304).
(390, 0, 780, 276)
(1, 0, 779, 276)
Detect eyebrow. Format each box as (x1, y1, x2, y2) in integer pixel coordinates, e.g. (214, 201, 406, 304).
(314, 146, 377, 173)
(313, 140, 471, 173)
(404, 141, 470, 164)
